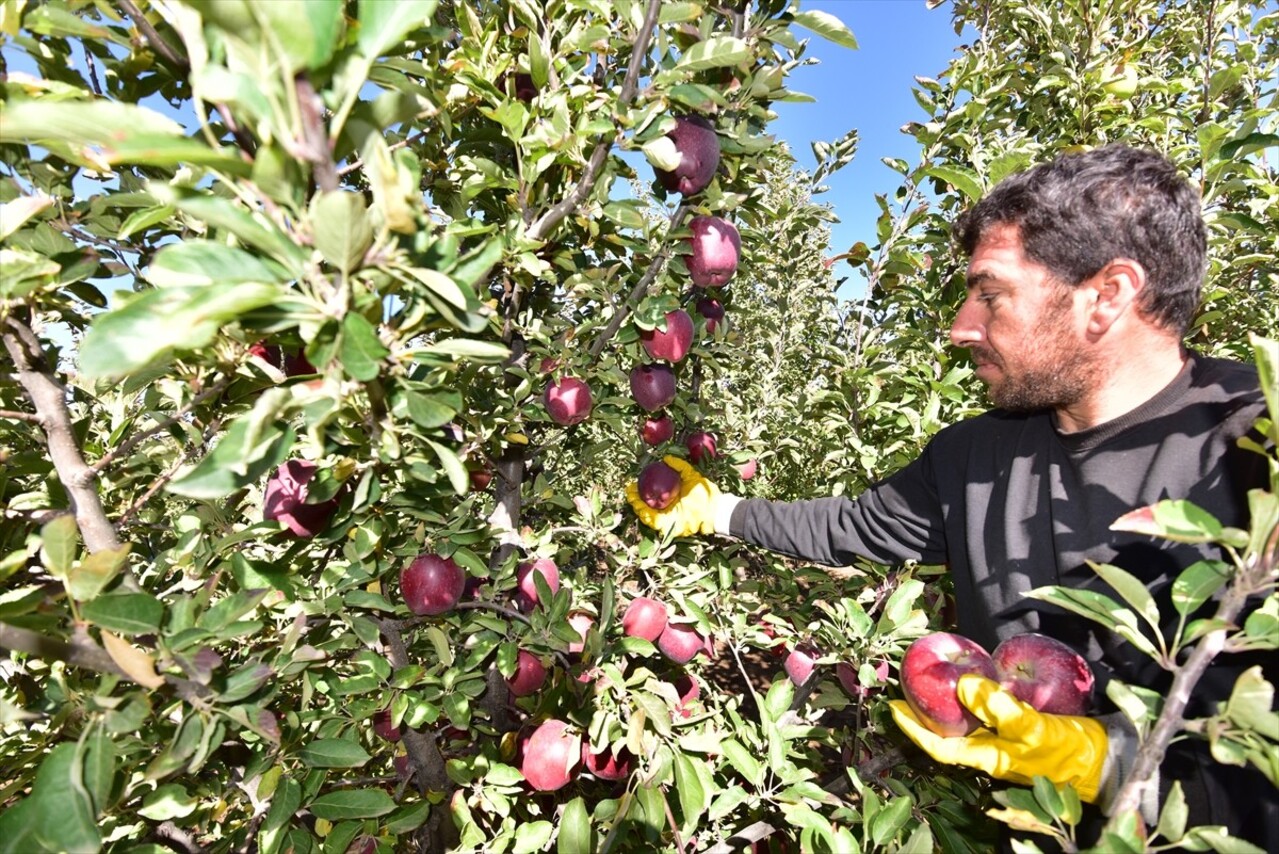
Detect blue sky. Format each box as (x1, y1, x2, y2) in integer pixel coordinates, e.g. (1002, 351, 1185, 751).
(771, 1, 967, 276)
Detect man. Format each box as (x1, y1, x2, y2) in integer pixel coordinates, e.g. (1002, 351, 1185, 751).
(627, 145, 1276, 847)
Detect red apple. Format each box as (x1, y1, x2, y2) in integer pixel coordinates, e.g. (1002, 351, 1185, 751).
(515, 558, 560, 612)
(685, 216, 741, 288)
(784, 645, 820, 687)
(639, 414, 675, 446)
(567, 612, 594, 654)
(637, 461, 682, 510)
(838, 660, 890, 698)
(506, 649, 548, 697)
(520, 719, 580, 792)
(622, 597, 669, 642)
(992, 632, 1094, 716)
(735, 459, 758, 480)
(657, 621, 706, 664)
(582, 743, 633, 781)
(696, 297, 724, 333)
(248, 340, 282, 367)
(400, 553, 467, 616)
(544, 377, 592, 426)
(629, 363, 677, 412)
(282, 349, 316, 376)
(468, 466, 492, 491)
(373, 708, 401, 742)
(673, 674, 700, 718)
(263, 459, 339, 538)
(900, 632, 998, 737)
(512, 72, 537, 102)
(654, 114, 720, 196)
(640, 309, 694, 363)
(685, 431, 717, 464)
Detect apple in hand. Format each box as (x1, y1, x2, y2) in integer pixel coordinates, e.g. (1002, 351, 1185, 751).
(658, 620, 706, 664)
(685, 431, 716, 464)
(630, 363, 677, 412)
(640, 309, 694, 363)
(900, 631, 998, 737)
(515, 558, 560, 612)
(400, 553, 467, 616)
(521, 719, 581, 792)
(685, 216, 741, 288)
(263, 459, 339, 538)
(622, 596, 669, 642)
(639, 414, 675, 446)
(506, 649, 548, 697)
(653, 114, 720, 196)
(544, 377, 593, 426)
(637, 461, 682, 510)
(992, 632, 1094, 716)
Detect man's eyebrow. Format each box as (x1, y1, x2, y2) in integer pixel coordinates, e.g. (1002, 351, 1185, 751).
(965, 271, 995, 291)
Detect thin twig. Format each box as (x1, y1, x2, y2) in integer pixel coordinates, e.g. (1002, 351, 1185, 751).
(115, 415, 224, 528)
(296, 74, 340, 193)
(0, 409, 42, 423)
(119, 0, 189, 74)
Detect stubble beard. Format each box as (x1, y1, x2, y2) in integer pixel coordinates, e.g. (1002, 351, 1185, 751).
(980, 290, 1101, 413)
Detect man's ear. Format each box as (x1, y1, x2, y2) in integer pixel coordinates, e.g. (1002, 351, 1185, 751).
(1084, 258, 1145, 336)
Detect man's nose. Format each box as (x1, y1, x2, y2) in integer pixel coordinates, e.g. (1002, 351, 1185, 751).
(949, 297, 984, 348)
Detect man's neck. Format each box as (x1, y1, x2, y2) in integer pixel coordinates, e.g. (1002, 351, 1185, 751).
(1054, 339, 1188, 434)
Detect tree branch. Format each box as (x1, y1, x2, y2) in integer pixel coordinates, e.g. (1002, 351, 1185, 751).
(2, 315, 130, 568)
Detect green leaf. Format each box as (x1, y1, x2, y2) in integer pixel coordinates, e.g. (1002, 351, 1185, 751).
(413, 338, 510, 361)
(1170, 560, 1230, 617)
(394, 387, 459, 429)
(1156, 780, 1189, 843)
(673, 753, 708, 833)
(1091, 562, 1161, 634)
(358, 0, 437, 58)
(922, 165, 984, 201)
(720, 738, 763, 786)
(870, 794, 913, 847)
(1224, 667, 1278, 734)
(312, 191, 372, 275)
(167, 419, 295, 500)
(673, 36, 751, 73)
(557, 796, 592, 854)
(0, 99, 182, 143)
(1110, 500, 1223, 544)
(163, 186, 308, 271)
(147, 241, 285, 287)
(79, 728, 116, 817)
(790, 9, 858, 49)
(512, 820, 554, 854)
(39, 515, 79, 579)
(426, 439, 469, 495)
(29, 743, 101, 852)
(80, 282, 287, 379)
(300, 738, 372, 768)
(66, 544, 132, 602)
(385, 801, 430, 834)
(339, 312, 389, 381)
(258, 0, 344, 71)
(1031, 776, 1064, 820)
(81, 593, 164, 635)
(308, 788, 396, 820)
(199, 588, 270, 631)
(763, 678, 794, 722)
(139, 783, 198, 820)
(1023, 585, 1160, 658)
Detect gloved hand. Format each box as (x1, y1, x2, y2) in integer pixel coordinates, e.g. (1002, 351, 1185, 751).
(889, 674, 1108, 803)
(625, 456, 722, 538)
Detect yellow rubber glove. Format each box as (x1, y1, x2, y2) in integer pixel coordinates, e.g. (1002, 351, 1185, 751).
(889, 674, 1108, 803)
(625, 456, 722, 538)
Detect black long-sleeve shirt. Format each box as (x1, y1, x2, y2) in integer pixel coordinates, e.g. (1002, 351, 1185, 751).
(729, 352, 1277, 844)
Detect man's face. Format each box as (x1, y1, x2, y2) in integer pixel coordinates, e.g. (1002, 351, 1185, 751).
(950, 223, 1100, 412)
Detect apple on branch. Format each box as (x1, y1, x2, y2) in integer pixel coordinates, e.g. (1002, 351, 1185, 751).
(685, 431, 717, 464)
(685, 216, 741, 288)
(515, 558, 560, 613)
(630, 363, 677, 412)
(505, 649, 549, 697)
(263, 459, 339, 538)
(582, 743, 633, 781)
(696, 297, 725, 333)
(784, 644, 820, 687)
(520, 719, 580, 792)
(900, 631, 998, 737)
(645, 114, 720, 196)
(622, 596, 669, 642)
(640, 308, 694, 363)
(400, 553, 467, 616)
(639, 414, 675, 446)
(543, 377, 592, 426)
(658, 620, 707, 664)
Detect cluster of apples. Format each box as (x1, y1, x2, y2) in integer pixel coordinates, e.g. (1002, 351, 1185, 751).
(900, 631, 1095, 737)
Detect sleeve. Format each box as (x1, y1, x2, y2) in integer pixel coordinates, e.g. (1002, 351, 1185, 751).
(726, 444, 949, 567)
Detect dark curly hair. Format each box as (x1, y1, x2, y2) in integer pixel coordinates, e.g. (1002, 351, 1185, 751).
(953, 145, 1207, 336)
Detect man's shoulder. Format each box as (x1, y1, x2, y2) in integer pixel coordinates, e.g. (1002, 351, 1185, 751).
(1188, 353, 1262, 399)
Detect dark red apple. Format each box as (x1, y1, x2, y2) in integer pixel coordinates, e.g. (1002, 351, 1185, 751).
(838, 660, 890, 699)
(263, 459, 338, 538)
(735, 459, 758, 480)
(673, 674, 700, 718)
(658, 621, 706, 664)
(248, 340, 282, 367)
(520, 719, 580, 792)
(400, 553, 467, 616)
(567, 612, 595, 654)
(373, 708, 401, 742)
(506, 649, 548, 697)
(900, 632, 998, 737)
(992, 632, 1094, 716)
(639, 414, 676, 446)
(637, 461, 682, 510)
(696, 297, 724, 333)
(640, 309, 694, 363)
(544, 377, 593, 426)
(468, 466, 493, 491)
(685, 431, 717, 464)
(582, 743, 633, 781)
(654, 114, 720, 196)
(282, 349, 316, 376)
(685, 216, 741, 288)
(515, 558, 560, 612)
(512, 72, 537, 102)
(629, 363, 677, 412)
(784, 645, 820, 687)
(622, 596, 669, 642)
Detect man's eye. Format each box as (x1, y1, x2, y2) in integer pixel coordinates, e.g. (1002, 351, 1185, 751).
(978, 292, 997, 304)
